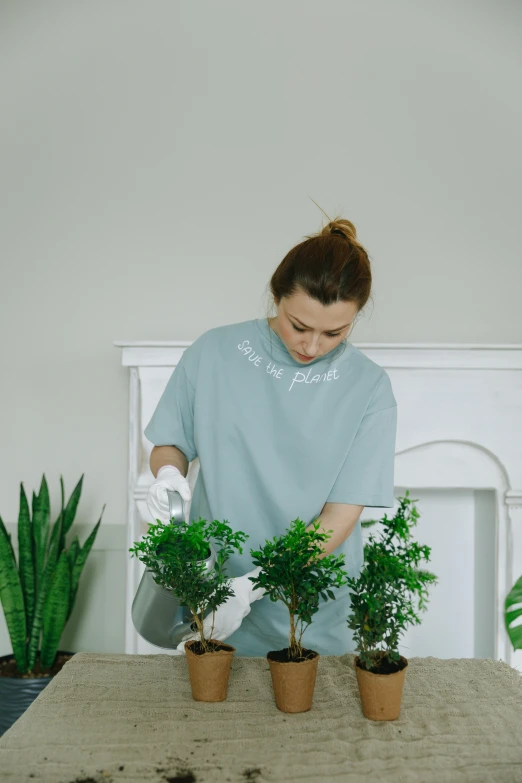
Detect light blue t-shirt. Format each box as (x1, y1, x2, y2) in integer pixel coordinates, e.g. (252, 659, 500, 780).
(144, 318, 397, 656)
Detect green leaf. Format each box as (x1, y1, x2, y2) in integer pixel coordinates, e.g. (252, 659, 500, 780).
(361, 519, 380, 529)
(46, 505, 65, 572)
(17, 483, 36, 638)
(33, 476, 51, 583)
(65, 536, 80, 621)
(68, 508, 104, 621)
(0, 514, 28, 673)
(40, 550, 71, 669)
(62, 475, 84, 538)
(68, 536, 80, 568)
(28, 506, 63, 671)
(505, 573, 522, 651)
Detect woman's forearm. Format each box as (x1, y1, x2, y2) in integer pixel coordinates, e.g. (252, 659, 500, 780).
(150, 445, 189, 478)
(309, 503, 364, 559)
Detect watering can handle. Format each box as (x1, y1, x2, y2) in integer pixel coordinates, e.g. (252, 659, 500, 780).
(166, 489, 186, 525)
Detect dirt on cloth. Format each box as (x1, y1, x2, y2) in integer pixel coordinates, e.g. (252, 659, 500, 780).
(1, 650, 521, 782)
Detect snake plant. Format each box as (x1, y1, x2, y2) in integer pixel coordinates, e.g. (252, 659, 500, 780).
(0, 474, 104, 674)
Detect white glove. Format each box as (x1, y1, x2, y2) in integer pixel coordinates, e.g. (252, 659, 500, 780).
(146, 465, 192, 524)
(174, 566, 266, 652)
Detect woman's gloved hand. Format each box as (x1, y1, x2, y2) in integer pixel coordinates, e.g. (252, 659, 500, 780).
(174, 566, 266, 652)
(146, 465, 192, 523)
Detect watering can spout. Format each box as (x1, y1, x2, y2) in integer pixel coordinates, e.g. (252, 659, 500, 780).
(131, 489, 215, 649)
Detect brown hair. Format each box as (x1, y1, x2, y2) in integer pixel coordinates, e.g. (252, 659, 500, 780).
(266, 205, 373, 327)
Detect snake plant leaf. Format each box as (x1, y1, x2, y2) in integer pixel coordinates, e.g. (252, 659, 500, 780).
(62, 475, 84, 538)
(56, 475, 67, 559)
(0, 515, 28, 674)
(40, 550, 71, 670)
(69, 508, 104, 618)
(33, 476, 50, 584)
(46, 506, 65, 572)
(68, 536, 80, 568)
(1, 511, 16, 565)
(66, 535, 81, 622)
(27, 508, 63, 671)
(505, 573, 522, 651)
(17, 483, 36, 636)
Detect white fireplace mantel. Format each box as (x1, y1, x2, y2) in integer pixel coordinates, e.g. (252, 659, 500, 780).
(115, 340, 522, 671)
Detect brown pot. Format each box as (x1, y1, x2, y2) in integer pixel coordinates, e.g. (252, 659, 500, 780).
(267, 647, 319, 713)
(184, 639, 236, 702)
(354, 654, 408, 721)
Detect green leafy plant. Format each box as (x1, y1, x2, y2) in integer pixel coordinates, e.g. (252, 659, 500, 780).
(345, 491, 438, 673)
(0, 475, 104, 674)
(129, 517, 248, 653)
(249, 518, 349, 661)
(505, 574, 522, 652)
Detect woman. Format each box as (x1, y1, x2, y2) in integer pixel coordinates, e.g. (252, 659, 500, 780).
(145, 216, 397, 656)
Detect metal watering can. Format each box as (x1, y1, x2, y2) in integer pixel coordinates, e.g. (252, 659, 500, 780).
(131, 490, 216, 649)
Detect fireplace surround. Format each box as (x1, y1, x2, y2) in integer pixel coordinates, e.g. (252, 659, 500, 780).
(116, 339, 522, 672)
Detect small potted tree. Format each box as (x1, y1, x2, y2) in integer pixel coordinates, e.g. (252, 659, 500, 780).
(345, 491, 438, 721)
(0, 474, 104, 736)
(129, 517, 248, 702)
(249, 518, 349, 713)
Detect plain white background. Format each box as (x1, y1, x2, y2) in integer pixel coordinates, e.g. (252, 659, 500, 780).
(1, 0, 521, 530)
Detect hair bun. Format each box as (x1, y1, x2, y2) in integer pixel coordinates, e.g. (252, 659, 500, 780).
(328, 220, 357, 242)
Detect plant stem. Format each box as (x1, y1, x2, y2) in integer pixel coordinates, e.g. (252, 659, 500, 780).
(289, 611, 296, 653)
(200, 605, 210, 652)
(288, 583, 298, 658)
(210, 609, 215, 642)
(191, 608, 209, 653)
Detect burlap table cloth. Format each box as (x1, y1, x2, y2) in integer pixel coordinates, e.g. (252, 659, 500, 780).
(0, 651, 521, 783)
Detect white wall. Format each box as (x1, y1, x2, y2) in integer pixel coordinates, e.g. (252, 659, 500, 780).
(1, 1, 521, 652)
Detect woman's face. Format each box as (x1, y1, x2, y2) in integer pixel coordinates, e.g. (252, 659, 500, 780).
(269, 290, 359, 363)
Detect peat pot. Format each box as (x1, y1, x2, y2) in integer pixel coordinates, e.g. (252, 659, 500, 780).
(267, 647, 320, 713)
(184, 639, 236, 702)
(0, 651, 76, 736)
(354, 654, 408, 721)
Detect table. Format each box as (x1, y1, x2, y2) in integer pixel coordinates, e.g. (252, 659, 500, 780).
(0, 652, 521, 783)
